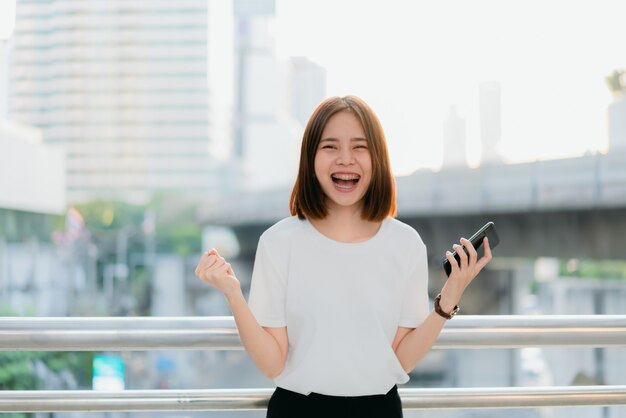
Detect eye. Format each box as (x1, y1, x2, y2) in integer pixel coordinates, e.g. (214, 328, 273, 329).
(320, 144, 337, 150)
(354, 144, 368, 150)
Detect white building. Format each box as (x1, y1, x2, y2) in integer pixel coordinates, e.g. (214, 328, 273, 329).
(0, 121, 65, 215)
(608, 95, 626, 151)
(479, 81, 502, 165)
(288, 56, 326, 127)
(2, 34, 65, 215)
(442, 105, 467, 167)
(234, 0, 301, 192)
(9, 0, 236, 204)
(1, 44, 68, 316)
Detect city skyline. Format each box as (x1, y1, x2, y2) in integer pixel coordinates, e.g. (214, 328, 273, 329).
(3, 0, 625, 189)
(274, 0, 626, 174)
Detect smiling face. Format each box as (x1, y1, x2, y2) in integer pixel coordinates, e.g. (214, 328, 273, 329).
(289, 96, 396, 222)
(314, 111, 372, 214)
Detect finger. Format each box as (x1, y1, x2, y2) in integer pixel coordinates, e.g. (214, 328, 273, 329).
(476, 237, 493, 271)
(204, 249, 219, 259)
(483, 237, 492, 258)
(204, 249, 219, 264)
(446, 251, 460, 275)
(203, 258, 224, 274)
(460, 237, 478, 266)
(197, 250, 214, 274)
(199, 255, 218, 271)
(454, 244, 468, 270)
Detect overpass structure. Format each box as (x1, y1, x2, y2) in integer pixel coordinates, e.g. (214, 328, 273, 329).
(200, 151, 626, 262)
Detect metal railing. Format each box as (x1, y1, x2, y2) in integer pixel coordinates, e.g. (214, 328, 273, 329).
(2, 386, 626, 412)
(1, 315, 625, 412)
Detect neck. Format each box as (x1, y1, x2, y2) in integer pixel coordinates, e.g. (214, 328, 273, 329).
(310, 204, 383, 243)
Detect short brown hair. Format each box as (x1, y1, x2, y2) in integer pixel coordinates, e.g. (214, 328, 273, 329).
(289, 95, 397, 222)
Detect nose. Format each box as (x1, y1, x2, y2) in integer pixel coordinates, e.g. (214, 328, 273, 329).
(337, 147, 355, 165)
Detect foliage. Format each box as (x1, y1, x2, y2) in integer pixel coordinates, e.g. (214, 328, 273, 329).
(155, 216, 202, 256)
(0, 307, 94, 403)
(559, 259, 626, 280)
(73, 193, 203, 256)
(0, 350, 93, 418)
(0, 208, 62, 243)
(605, 69, 625, 94)
(69, 193, 203, 315)
(75, 200, 145, 232)
(0, 351, 39, 390)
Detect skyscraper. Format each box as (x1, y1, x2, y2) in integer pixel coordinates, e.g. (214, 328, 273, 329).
(288, 56, 326, 127)
(479, 81, 501, 164)
(234, 0, 301, 191)
(9, 0, 235, 204)
(608, 97, 626, 151)
(442, 106, 467, 167)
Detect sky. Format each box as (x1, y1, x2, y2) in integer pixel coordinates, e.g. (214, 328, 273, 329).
(2, 0, 624, 176)
(273, 0, 626, 175)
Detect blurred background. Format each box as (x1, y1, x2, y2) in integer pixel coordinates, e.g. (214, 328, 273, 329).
(1, 0, 626, 417)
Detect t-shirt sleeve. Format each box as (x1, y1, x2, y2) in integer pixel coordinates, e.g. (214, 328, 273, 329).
(247, 235, 287, 328)
(398, 238, 430, 328)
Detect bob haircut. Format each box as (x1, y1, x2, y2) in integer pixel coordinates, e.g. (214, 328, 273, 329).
(289, 95, 397, 222)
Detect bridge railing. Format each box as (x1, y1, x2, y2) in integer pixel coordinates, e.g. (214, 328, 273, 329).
(1, 315, 626, 412)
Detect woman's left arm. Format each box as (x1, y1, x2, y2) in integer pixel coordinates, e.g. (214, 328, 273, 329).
(393, 237, 493, 372)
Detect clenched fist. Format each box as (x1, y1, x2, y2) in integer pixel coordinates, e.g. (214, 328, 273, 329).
(194, 249, 241, 299)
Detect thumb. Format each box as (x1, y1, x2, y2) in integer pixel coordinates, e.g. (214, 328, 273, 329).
(207, 248, 219, 257)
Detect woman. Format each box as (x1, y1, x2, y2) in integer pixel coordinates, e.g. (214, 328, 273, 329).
(195, 95, 492, 417)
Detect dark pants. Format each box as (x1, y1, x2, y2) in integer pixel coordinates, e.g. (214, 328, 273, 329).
(266, 385, 403, 418)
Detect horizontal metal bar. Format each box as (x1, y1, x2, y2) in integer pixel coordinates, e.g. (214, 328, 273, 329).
(0, 316, 241, 351)
(437, 315, 626, 349)
(401, 386, 626, 409)
(1, 315, 625, 351)
(0, 386, 625, 412)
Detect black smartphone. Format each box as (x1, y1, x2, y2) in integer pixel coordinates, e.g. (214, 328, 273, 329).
(443, 221, 500, 276)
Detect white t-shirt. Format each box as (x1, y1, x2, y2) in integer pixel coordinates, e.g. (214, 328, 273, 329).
(248, 216, 429, 396)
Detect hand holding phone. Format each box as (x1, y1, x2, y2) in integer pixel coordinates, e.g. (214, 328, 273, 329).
(443, 221, 500, 276)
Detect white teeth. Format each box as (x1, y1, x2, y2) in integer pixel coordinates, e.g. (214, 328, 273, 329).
(332, 174, 360, 180)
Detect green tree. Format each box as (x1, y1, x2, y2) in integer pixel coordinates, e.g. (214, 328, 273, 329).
(605, 69, 625, 95)
(0, 307, 94, 417)
(74, 193, 203, 256)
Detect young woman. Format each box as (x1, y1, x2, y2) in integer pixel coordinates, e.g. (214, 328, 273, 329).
(195, 96, 492, 417)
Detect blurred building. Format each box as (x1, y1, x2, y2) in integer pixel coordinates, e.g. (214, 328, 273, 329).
(288, 56, 326, 127)
(207, 0, 236, 162)
(1, 55, 67, 315)
(1, 36, 65, 216)
(234, 0, 302, 191)
(608, 94, 626, 151)
(1, 13, 73, 317)
(442, 105, 467, 167)
(479, 81, 502, 164)
(0, 122, 65, 215)
(8, 0, 236, 204)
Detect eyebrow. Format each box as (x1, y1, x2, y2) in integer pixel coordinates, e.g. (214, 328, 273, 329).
(320, 137, 367, 142)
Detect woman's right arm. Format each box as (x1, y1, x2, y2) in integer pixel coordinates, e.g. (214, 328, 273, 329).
(195, 249, 288, 379)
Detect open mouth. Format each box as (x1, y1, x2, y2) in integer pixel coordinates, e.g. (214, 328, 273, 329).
(331, 173, 361, 190)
